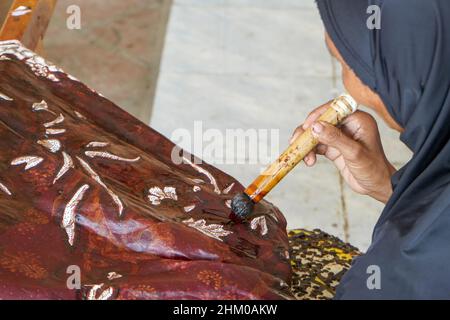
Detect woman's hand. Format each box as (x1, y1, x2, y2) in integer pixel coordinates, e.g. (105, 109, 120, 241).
(290, 102, 396, 203)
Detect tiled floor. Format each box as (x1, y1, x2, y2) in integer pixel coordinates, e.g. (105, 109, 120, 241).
(152, 0, 413, 251)
(44, 0, 172, 123)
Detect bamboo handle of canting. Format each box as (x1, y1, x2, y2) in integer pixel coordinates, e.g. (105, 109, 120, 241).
(244, 93, 358, 203)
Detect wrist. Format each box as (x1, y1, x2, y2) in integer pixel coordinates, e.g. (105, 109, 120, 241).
(370, 163, 396, 204)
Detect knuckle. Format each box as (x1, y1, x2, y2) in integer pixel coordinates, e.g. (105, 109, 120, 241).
(325, 126, 342, 143)
(307, 110, 319, 121)
(354, 111, 378, 128)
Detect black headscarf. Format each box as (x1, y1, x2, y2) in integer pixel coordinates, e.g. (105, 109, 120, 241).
(317, 0, 450, 299)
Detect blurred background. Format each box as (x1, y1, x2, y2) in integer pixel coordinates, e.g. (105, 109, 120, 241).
(44, 0, 412, 251)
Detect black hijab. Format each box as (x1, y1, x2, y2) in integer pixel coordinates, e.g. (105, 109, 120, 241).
(317, 0, 450, 299)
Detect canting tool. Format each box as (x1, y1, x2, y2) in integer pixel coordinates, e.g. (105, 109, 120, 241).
(231, 93, 358, 219)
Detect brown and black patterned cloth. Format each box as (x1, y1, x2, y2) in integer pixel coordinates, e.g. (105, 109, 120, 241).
(288, 229, 361, 300)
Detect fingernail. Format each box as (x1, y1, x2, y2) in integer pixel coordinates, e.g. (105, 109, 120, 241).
(304, 155, 310, 163)
(312, 122, 323, 135)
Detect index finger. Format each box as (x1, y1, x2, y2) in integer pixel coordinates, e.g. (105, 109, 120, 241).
(302, 100, 333, 129)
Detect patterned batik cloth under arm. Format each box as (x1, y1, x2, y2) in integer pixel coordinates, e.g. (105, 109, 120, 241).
(288, 229, 361, 300)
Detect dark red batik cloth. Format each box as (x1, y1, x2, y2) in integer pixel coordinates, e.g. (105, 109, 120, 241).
(0, 41, 292, 300)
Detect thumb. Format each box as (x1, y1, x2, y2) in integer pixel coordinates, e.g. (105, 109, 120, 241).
(311, 121, 362, 161)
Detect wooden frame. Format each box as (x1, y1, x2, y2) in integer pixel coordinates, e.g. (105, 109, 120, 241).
(0, 0, 57, 52)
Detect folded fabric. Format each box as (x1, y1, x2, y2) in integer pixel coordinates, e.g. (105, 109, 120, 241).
(0, 41, 292, 300)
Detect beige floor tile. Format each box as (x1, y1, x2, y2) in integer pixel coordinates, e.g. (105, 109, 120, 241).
(44, 0, 172, 123)
(162, 5, 332, 78)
